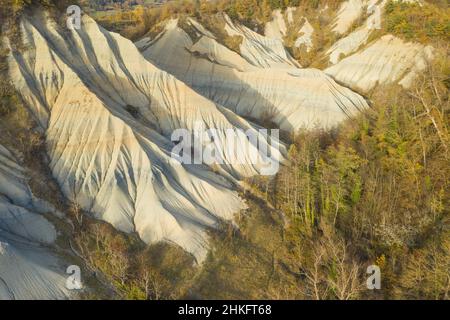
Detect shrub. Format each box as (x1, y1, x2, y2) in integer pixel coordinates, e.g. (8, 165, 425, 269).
(385, 0, 450, 43)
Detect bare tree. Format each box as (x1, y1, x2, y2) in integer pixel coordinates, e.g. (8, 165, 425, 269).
(302, 246, 329, 300)
(326, 239, 362, 300)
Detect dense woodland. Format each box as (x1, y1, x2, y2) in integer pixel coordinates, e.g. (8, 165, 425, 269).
(0, 0, 449, 299)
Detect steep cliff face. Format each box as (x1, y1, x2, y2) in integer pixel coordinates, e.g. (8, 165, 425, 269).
(264, 9, 288, 40)
(332, 0, 368, 35)
(7, 1, 431, 265)
(7, 11, 288, 262)
(0, 144, 69, 300)
(2, 1, 438, 298)
(264, 7, 314, 52)
(319, 0, 435, 93)
(323, 0, 433, 92)
(326, 34, 434, 92)
(139, 16, 369, 132)
(326, 0, 386, 66)
(259, 0, 432, 93)
(224, 13, 301, 69)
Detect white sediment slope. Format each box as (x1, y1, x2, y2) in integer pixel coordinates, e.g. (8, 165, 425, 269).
(327, 0, 384, 65)
(327, 0, 396, 65)
(0, 145, 69, 300)
(7, 12, 288, 262)
(286, 7, 296, 25)
(1, 2, 436, 299)
(327, 27, 371, 65)
(326, 35, 434, 92)
(330, 0, 420, 37)
(265, 8, 314, 52)
(264, 9, 287, 40)
(187, 17, 216, 39)
(294, 18, 314, 52)
(6, 5, 428, 268)
(332, 0, 366, 35)
(140, 17, 369, 132)
(224, 14, 300, 69)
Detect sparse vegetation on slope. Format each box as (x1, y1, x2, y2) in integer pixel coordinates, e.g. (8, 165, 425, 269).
(244, 52, 449, 299)
(0, 0, 448, 300)
(385, 0, 449, 43)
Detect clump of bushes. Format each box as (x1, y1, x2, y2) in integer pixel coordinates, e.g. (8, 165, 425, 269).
(385, 0, 450, 43)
